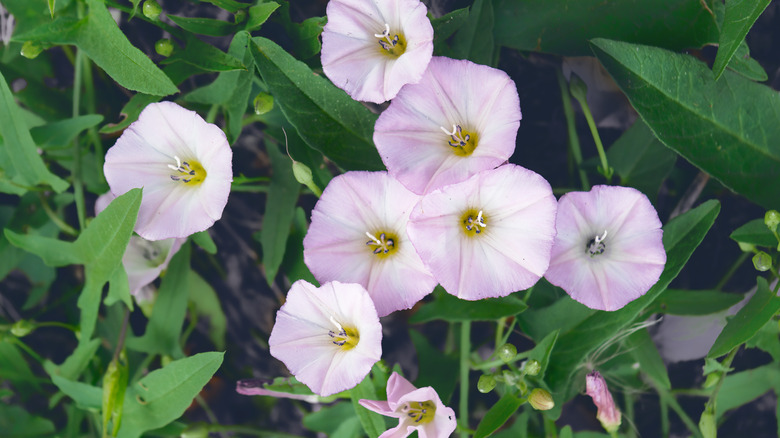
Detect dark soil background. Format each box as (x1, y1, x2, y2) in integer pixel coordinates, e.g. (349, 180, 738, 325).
(1, 0, 779, 436)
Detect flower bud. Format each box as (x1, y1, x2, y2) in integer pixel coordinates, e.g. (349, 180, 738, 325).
(752, 251, 772, 272)
(528, 388, 554, 411)
(477, 374, 496, 393)
(155, 39, 174, 57)
(524, 359, 541, 377)
(143, 0, 162, 21)
(568, 72, 588, 103)
(10, 320, 35, 337)
(180, 423, 210, 438)
(699, 409, 716, 438)
(20, 41, 44, 59)
(737, 241, 756, 253)
(253, 92, 274, 115)
(234, 9, 247, 24)
(586, 371, 621, 434)
(765, 210, 780, 233)
(496, 343, 517, 363)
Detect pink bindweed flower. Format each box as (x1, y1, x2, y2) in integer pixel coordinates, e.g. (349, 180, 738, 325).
(103, 101, 233, 241)
(359, 372, 456, 438)
(374, 56, 521, 195)
(544, 185, 666, 311)
(586, 371, 622, 434)
(95, 192, 185, 299)
(303, 171, 437, 317)
(321, 0, 433, 103)
(269, 280, 382, 397)
(407, 164, 557, 300)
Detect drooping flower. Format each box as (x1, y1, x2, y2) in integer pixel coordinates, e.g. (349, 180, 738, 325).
(321, 0, 433, 103)
(407, 164, 557, 300)
(374, 56, 521, 195)
(359, 372, 456, 438)
(586, 371, 622, 434)
(303, 171, 437, 317)
(95, 192, 185, 298)
(269, 280, 382, 397)
(103, 101, 233, 241)
(544, 185, 666, 311)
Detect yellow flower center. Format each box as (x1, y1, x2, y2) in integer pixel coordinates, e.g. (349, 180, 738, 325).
(168, 155, 207, 185)
(365, 231, 398, 258)
(441, 124, 479, 156)
(329, 321, 360, 351)
(460, 209, 487, 237)
(401, 400, 436, 424)
(374, 23, 406, 58)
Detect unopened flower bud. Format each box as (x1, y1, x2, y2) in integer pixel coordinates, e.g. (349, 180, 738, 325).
(524, 359, 541, 377)
(155, 39, 174, 57)
(568, 72, 588, 103)
(528, 388, 554, 411)
(699, 409, 716, 438)
(180, 423, 209, 438)
(253, 92, 274, 115)
(702, 372, 720, 389)
(752, 251, 772, 272)
(20, 41, 44, 59)
(496, 343, 517, 363)
(586, 371, 621, 434)
(477, 374, 496, 393)
(10, 320, 34, 337)
(143, 0, 162, 21)
(737, 241, 756, 253)
(234, 9, 247, 24)
(765, 210, 780, 233)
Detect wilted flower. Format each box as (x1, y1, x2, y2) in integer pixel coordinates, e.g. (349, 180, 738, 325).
(321, 0, 433, 103)
(586, 371, 622, 433)
(95, 192, 185, 298)
(359, 372, 456, 438)
(407, 164, 557, 300)
(303, 171, 436, 317)
(103, 101, 233, 241)
(374, 56, 521, 194)
(544, 185, 666, 311)
(269, 280, 382, 397)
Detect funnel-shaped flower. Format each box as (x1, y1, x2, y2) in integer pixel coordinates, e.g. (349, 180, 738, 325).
(586, 371, 622, 433)
(407, 164, 557, 300)
(103, 101, 233, 240)
(374, 56, 521, 194)
(544, 185, 666, 311)
(303, 171, 436, 317)
(360, 372, 456, 438)
(321, 0, 433, 103)
(269, 280, 382, 397)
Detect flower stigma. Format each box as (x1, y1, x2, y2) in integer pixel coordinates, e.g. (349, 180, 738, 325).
(167, 155, 207, 185)
(400, 401, 437, 424)
(440, 124, 479, 156)
(461, 209, 487, 237)
(374, 23, 406, 57)
(328, 315, 360, 351)
(587, 230, 608, 257)
(365, 231, 398, 258)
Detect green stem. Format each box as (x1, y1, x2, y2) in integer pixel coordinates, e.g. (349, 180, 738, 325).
(459, 321, 471, 438)
(652, 380, 703, 438)
(195, 394, 229, 438)
(624, 391, 636, 438)
(660, 395, 670, 437)
(206, 104, 220, 124)
(72, 7, 86, 231)
(704, 346, 739, 412)
(543, 416, 558, 438)
(495, 317, 506, 350)
(556, 70, 589, 190)
(79, 48, 105, 185)
(203, 425, 304, 437)
(10, 338, 45, 364)
(37, 193, 78, 236)
(715, 251, 750, 291)
(35, 321, 80, 333)
(578, 98, 612, 182)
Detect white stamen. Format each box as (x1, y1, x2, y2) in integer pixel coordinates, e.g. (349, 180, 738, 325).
(475, 210, 486, 228)
(373, 23, 390, 39)
(440, 125, 458, 136)
(365, 231, 380, 244)
(594, 229, 608, 244)
(167, 155, 182, 171)
(329, 316, 344, 333)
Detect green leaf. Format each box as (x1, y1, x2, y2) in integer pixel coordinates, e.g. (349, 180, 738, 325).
(250, 36, 383, 171)
(125, 243, 191, 358)
(0, 403, 56, 437)
(191, 230, 217, 254)
(188, 271, 227, 350)
(495, 0, 718, 56)
(44, 338, 102, 381)
(524, 330, 559, 380)
(167, 15, 236, 36)
(709, 277, 780, 358)
(745, 317, 780, 362)
(106, 265, 133, 309)
(203, 0, 249, 13)
(246, 1, 279, 32)
(350, 375, 386, 438)
(431, 8, 469, 51)
(261, 141, 300, 285)
(409, 287, 528, 323)
(591, 38, 780, 210)
(712, 0, 771, 79)
(274, 4, 326, 60)
(606, 119, 676, 201)
(473, 392, 524, 438)
(650, 288, 745, 315)
(304, 402, 363, 438)
(451, 0, 494, 65)
(545, 200, 720, 404)
(726, 39, 768, 82)
(50, 375, 103, 410)
(165, 34, 246, 72)
(628, 328, 671, 389)
(715, 364, 780, 418)
(117, 352, 224, 438)
(410, 329, 458, 403)
(518, 293, 594, 343)
(730, 218, 777, 248)
(0, 70, 69, 193)
(0, 341, 41, 392)
(31, 114, 103, 150)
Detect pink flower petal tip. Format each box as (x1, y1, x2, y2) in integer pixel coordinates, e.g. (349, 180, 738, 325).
(586, 371, 622, 433)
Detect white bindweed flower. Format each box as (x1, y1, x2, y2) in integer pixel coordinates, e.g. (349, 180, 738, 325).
(407, 164, 557, 300)
(374, 56, 521, 194)
(269, 280, 382, 397)
(303, 171, 436, 317)
(321, 0, 433, 103)
(545, 185, 666, 311)
(103, 101, 233, 240)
